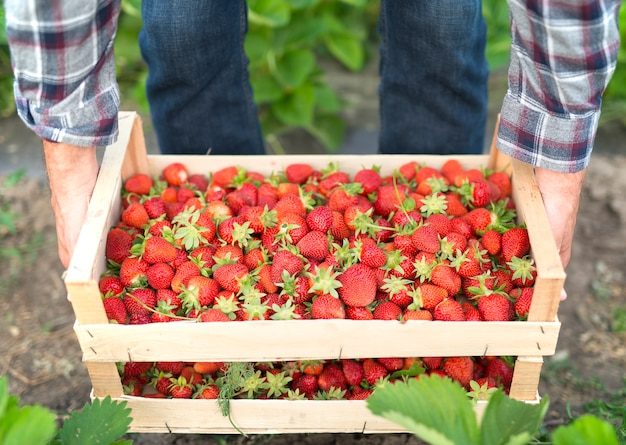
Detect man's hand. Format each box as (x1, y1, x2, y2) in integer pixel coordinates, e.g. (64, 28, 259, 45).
(43, 141, 98, 268)
(534, 167, 586, 299)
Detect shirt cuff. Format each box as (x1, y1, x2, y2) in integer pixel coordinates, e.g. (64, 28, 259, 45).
(496, 92, 598, 173)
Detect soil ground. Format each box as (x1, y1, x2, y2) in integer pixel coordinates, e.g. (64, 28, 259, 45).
(0, 60, 624, 444)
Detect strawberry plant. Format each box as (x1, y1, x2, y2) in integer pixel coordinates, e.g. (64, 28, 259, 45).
(0, 376, 132, 445)
(367, 374, 621, 445)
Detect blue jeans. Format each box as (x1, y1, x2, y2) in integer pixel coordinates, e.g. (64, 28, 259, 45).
(140, 0, 487, 155)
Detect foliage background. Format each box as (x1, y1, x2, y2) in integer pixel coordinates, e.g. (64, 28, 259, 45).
(0, 0, 625, 151)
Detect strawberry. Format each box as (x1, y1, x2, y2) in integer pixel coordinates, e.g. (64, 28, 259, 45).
(119, 257, 148, 287)
(492, 268, 514, 293)
(199, 308, 232, 322)
(212, 166, 239, 188)
(338, 264, 377, 307)
(318, 364, 347, 391)
(103, 297, 127, 324)
(511, 287, 533, 319)
(271, 249, 304, 283)
(292, 374, 318, 398)
(122, 202, 149, 229)
(488, 171, 512, 198)
(143, 236, 178, 264)
(345, 305, 373, 320)
(286, 163, 314, 184)
(258, 264, 278, 294)
(124, 288, 156, 316)
(360, 243, 387, 268)
(414, 284, 447, 310)
(501, 227, 530, 262)
(348, 387, 373, 400)
(430, 264, 461, 296)
(99, 275, 124, 296)
(425, 214, 452, 237)
(105, 228, 133, 264)
(129, 313, 151, 325)
(354, 169, 382, 194)
(486, 357, 514, 387)
(450, 217, 473, 239)
(462, 301, 482, 321)
(311, 294, 345, 319)
(403, 309, 433, 320)
(168, 376, 193, 398)
(411, 226, 439, 253)
(182, 276, 220, 310)
(443, 357, 474, 388)
(156, 362, 185, 375)
(378, 358, 404, 372)
(373, 301, 402, 320)
(341, 360, 365, 386)
(163, 163, 189, 186)
(156, 289, 181, 311)
(464, 207, 491, 235)
(296, 231, 329, 261)
(480, 230, 502, 255)
(124, 173, 153, 195)
(195, 384, 220, 399)
(363, 359, 389, 385)
(193, 362, 224, 375)
(319, 171, 350, 196)
(422, 357, 443, 370)
(123, 362, 151, 378)
(274, 194, 305, 218)
(146, 263, 174, 290)
(433, 298, 465, 321)
(180, 366, 203, 385)
(374, 185, 405, 217)
(144, 197, 166, 219)
(306, 206, 333, 232)
(399, 161, 418, 181)
(330, 211, 352, 240)
(328, 187, 360, 213)
(477, 293, 514, 321)
(277, 213, 309, 245)
(214, 263, 248, 293)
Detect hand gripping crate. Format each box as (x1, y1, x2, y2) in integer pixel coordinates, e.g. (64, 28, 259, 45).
(64, 112, 565, 434)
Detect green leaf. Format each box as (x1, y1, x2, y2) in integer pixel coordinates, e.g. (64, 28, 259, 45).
(273, 15, 323, 49)
(273, 49, 315, 88)
(244, 31, 273, 63)
(251, 74, 284, 103)
(288, 0, 318, 9)
(0, 377, 9, 419)
(367, 376, 480, 445)
(552, 415, 620, 445)
(58, 397, 132, 445)
(272, 82, 315, 126)
(338, 0, 367, 6)
(479, 391, 548, 445)
(314, 84, 342, 114)
(4, 169, 26, 188)
(307, 114, 345, 150)
(248, 0, 291, 28)
(324, 33, 364, 71)
(0, 8, 7, 45)
(1, 405, 57, 445)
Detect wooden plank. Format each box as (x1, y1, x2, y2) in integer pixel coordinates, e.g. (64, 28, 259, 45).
(121, 114, 150, 181)
(93, 396, 540, 434)
(86, 362, 123, 397)
(147, 154, 490, 176)
(510, 159, 566, 322)
(74, 319, 560, 362)
(509, 356, 543, 401)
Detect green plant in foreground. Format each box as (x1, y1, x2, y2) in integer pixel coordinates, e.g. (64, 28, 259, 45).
(0, 376, 132, 445)
(367, 374, 620, 445)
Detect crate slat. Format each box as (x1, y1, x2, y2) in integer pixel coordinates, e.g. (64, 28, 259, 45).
(509, 356, 544, 401)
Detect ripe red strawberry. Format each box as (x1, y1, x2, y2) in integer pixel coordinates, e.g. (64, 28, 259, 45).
(212, 166, 239, 188)
(292, 374, 318, 398)
(163, 163, 188, 186)
(492, 268, 513, 293)
(146, 263, 174, 290)
(354, 169, 382, 194)
(194, 384, 220, 399)
(433, 298, 466, 321)
(168, 377, 193, 398)
(103, 297, 127, 324)
(124, 173, 153, 195)
(360, 243, 386, 268)
(443, 357, 474, 388)
(171, 261, 200, 292)
(378, 358, 404, 372)
(348, 387, 373, 400)
(338, 264, 377, 307)
(374, 185, 405, 217)
(311, 294, 345, 319)
(373, 301, 402, 320)
(464, 208, 491, 235)
(258, 264, 278, 294)
(431, 264, 461, 296)
(481, 230, 502, 255)
(105, 228, 133, 264)
(156, 289, 181, 311)
(341, 360, 365, 386)
(319, 171, 350, 196)
(144, 197, 166, 219)
(345, 305, 373, 320)
(330, 211, 352, 240)
(199, 308, 232, 322)
(122, 203, 149, 229)
(296, 231, 329, 261)
(124, 288, 156, 316)
(274, 194, 305, 218)
(156, 361, 185, 375)
(214, 263, 248, 293)
(119, 257, 148, 287)
(486, 357, 514, 387)
(129, 313, 150, 324)
(488, 171, 512, 198)
(462, 301, 482, 321)
(415, 284, 447, 310)
(213, 245, 243, 264)
(190, 246, 217, 266)
(363, 359, 389, 385)
(184, 276, 220, 308)
(501, 227, 530, 262)
(286, 163, 314, 184)
(318, 364, 348, 391)
(444, 193, 468, 217)
(511, 287, 533, 319)
(477, 293, 514, 321)
(328, 188, 359, 212)
(271, 249, 304, 283)
(99, 275, 124, 296)
(143, 237, 177, 264)
(425, 214, 452, 237)
(411, 226, 439, 253)
(403, 309, 433, 320)
(123, 361, 151, 378)
(306, 206, 333, 232)
(422, 357, 443, 370)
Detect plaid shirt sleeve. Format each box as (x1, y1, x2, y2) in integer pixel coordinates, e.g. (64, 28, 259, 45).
(5, 0, 120, 148)
(497, 0, 621, 173)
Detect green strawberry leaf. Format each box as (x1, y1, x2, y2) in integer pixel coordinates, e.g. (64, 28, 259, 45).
(58, 397, 132, 445)
(1, 405, 57, 445)
(479, 391, 548, 445)
(273, 83, 315, 127)
(273, 49, 315, 89)
(307, 114, 345, 151)
(248, 0, 290, 27)
(324, 32, 364, 71)
(367, 375, 480, 445)
(251, 74, 284, 104)
(552, 415, 620, 445)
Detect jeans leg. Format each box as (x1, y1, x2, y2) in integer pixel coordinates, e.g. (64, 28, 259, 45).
(379, 0, 488, 155)
(139, 0, 264, 155)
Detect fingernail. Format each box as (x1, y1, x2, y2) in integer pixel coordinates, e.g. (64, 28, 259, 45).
(560, 289, 567, 301)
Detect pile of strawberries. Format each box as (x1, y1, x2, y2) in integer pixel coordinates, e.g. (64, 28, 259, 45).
(101, 160, 536, 324)
(120, 356, 514, 400)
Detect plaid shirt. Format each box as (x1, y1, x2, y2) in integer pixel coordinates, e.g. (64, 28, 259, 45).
(5, 0, 622, 172)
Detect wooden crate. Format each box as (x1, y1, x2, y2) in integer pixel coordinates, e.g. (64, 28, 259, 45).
(64, 112, 564, 433)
